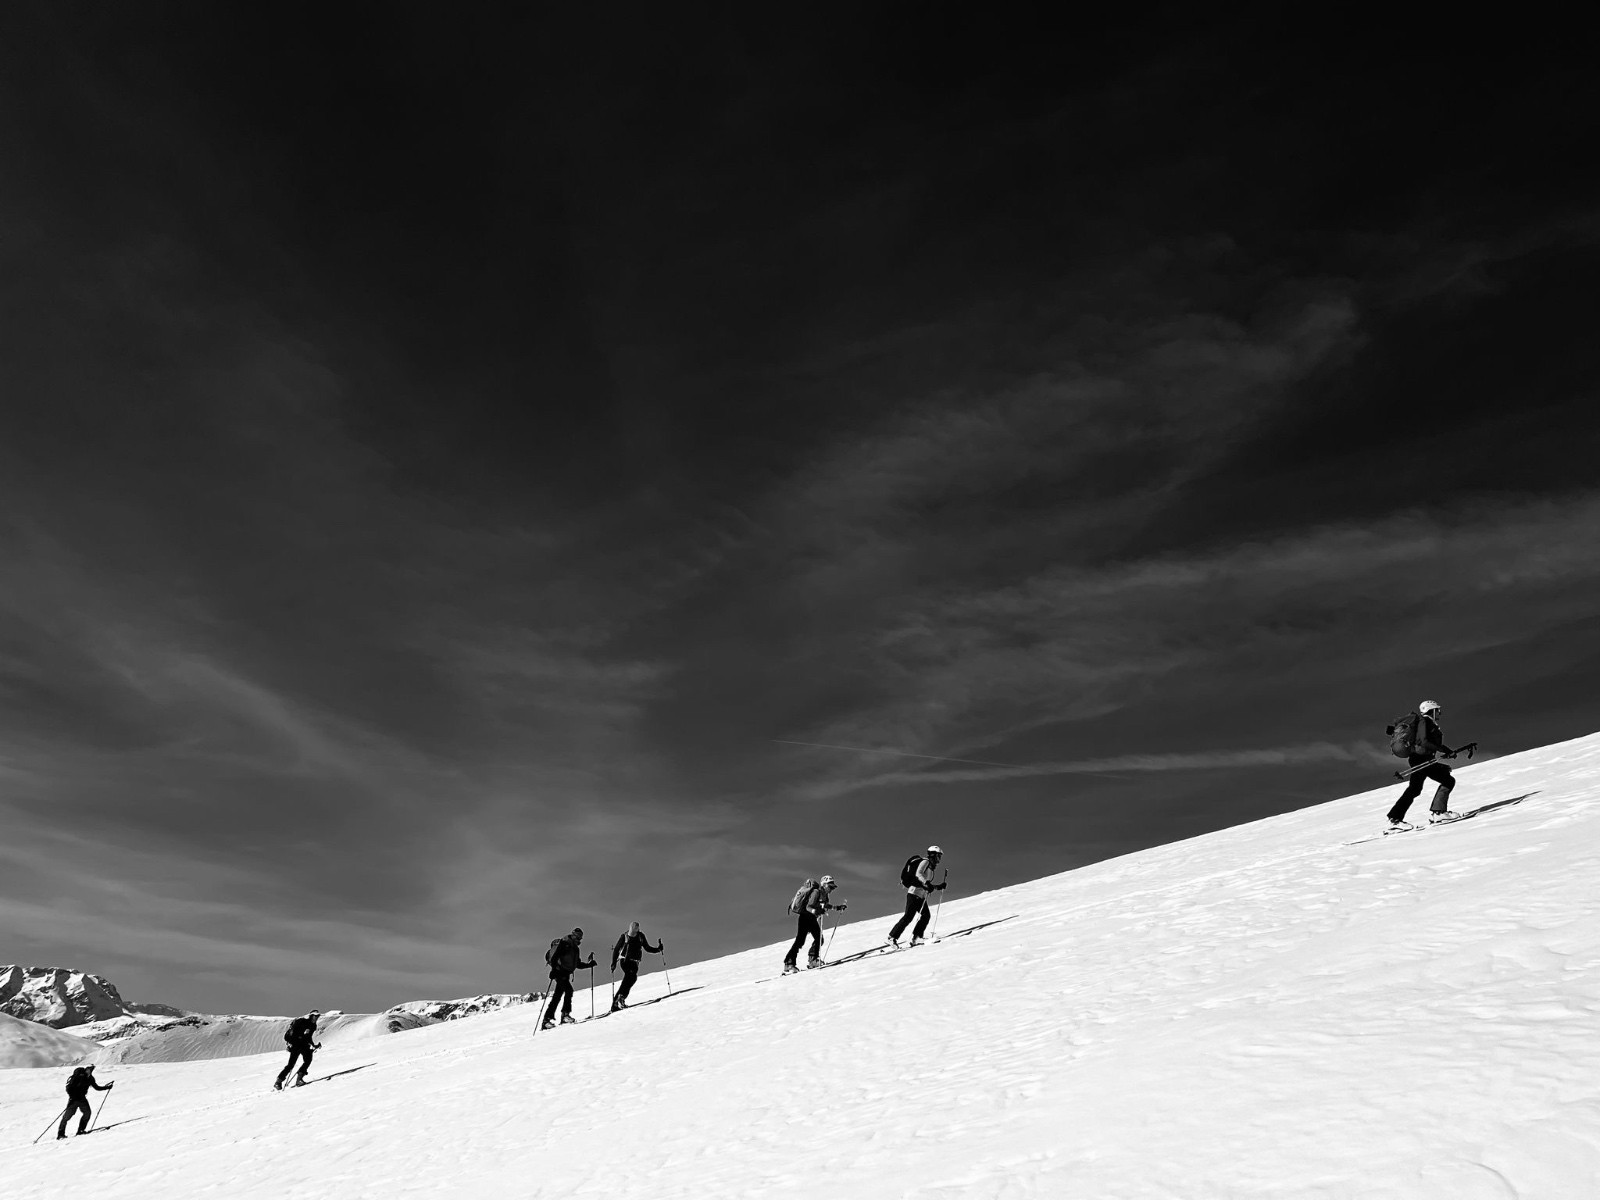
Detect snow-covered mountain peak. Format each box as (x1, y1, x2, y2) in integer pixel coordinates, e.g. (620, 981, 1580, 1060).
(0, 964, 132, 1028)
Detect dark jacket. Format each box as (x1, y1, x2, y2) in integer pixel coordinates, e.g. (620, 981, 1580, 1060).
(611, 930, 662, 970)
(548, 938, 595, 976)
(799, 885, 844, 918)
(1415, 714, 1452, 758)
(285, 1016, 319, 1050)
(65, 1068, 110, 1100)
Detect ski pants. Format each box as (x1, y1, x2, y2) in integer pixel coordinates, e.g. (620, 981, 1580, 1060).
(58, 1095, 91, 1136)
(544, 972, 575, 1022)
(615, 960, 640, 1004)
(1388, 755, 1455, 822)
(275, 1045, 314, 1087)
(784, 913, 823, 965)
(889, 893, 931, 942)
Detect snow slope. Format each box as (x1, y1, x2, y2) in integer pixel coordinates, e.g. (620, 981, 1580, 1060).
(83, 1009, 441, 1066)
(0, 1013, 101, 1069)
(3, 733, 1599, 1198)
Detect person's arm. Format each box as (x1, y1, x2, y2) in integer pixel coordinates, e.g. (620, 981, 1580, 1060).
(646, 939, 662, 954)
(93, 1080, 113, 1091)
(611, 935, 625, 969)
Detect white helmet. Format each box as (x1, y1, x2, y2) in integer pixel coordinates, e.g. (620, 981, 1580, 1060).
(1418, 700, 1441, 715)
(820, 875, 836, 887)
(927, 845, 943, 856)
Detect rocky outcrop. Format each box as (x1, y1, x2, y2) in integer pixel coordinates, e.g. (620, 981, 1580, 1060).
(0, 964, 131, 1029)
(387, 993, 529, 1023)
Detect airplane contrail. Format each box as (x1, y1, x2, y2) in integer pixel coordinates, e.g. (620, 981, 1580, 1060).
(772, 739, 1033, 770)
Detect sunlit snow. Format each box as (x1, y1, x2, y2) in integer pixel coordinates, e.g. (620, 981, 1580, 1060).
(5, 734, 1599, 1197)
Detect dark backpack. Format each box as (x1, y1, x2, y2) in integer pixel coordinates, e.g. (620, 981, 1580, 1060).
(788, 879, 818, 915)
(545, 937, 567, 967)
(900, 855, 924, 888)
(1386, 712, 1421, 758)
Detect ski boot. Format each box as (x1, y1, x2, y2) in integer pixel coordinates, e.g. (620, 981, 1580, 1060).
(781, 962, 799, 975)
(805, 955, 822, 969)
(541, 1019, 556, 1030)
(908, 937, 924, 948)
(885, 936, 900, 950)
(560, 1014, 577, 1025)
(1429, 810, 1463, 824)
(1385, 818, 1416, 834)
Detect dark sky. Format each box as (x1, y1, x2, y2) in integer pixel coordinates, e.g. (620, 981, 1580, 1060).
(2, 6, 1598, 1015)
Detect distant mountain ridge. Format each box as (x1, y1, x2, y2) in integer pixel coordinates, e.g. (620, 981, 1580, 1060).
(1, 964, 533, 1068)
(0, 964, 138, 1028)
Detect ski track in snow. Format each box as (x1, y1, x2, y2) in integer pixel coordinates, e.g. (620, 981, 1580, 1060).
(5, 735, 1600, 1197)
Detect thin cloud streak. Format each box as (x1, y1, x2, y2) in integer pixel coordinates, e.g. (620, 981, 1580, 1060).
(806, 741, 1396, 797)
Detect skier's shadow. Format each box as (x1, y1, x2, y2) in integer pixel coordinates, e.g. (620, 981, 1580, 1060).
(933, 915, 1017, 941)
(306, 1064, 377, 1085)
(1464, 791, 1539, 819)
(83, 1116, 153, 1135)
(625, 986, 704, 1009)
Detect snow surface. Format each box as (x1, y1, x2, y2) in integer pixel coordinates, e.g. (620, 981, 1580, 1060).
(4, 733, 1599, 1197)
(0, 1013, 101, 1069)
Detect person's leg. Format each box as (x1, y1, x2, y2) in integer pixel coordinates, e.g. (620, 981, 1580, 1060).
(295, 1046, 314, 1083)
(543, 977, 564, 1024)
(59, 1097, 87, 1138)
(1425, 762, 1457, 814)
(806, 914, 824, 962)
(1387, 756, 1431, 822)
(889, 894, 921, 941)
(616, 961, 638, 1004)
(559, 976, 576, 1017)
(912, 897, 932, 940)
(275, 1049, 299, 1087)
(784, 918, 809, 966)
(72, 1096, 93, 1133)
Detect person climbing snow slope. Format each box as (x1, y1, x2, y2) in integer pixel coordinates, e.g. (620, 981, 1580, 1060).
(782, 875, 848, 974)
(57, 1065, 112, 1138)
(274, 1010, 322, 1089)
(1386, 700, 1469, 829)
(610, 921, 663, 1012)
(888, 845, 947, 947)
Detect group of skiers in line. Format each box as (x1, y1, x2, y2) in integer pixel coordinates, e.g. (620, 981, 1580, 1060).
(537, 921, 665, 1028)
(45, 705, 1467, 1138)
(781, 845, 947, 973)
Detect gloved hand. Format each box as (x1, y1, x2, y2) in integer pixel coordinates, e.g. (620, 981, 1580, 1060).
(1445, 751, 1458, 760)
(836, 901, 849, 910)
(934, 882, 948, 891)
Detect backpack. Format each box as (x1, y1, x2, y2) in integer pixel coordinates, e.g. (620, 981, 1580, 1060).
(788, 879, 818, 915)
(900, 855, 924, 888)
(1386, 712, 1421, 758)
(545, 937, 567, 967)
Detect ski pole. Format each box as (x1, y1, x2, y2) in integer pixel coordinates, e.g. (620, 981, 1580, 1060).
(88, 1087, 112, 1133)
(660, 942, 672, 995)
(589, 965, 595, 1019)
(822, 910, 838, 963)
(930, 867, 948, 937)
(34, 1104, 70, 1145)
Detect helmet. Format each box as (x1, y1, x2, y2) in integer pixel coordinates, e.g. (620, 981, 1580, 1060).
(572, 928, 584, 939)
(308, 1009, 321, 1018)
(1418, 700, 1441, 715)
(820, 875, 836, 888)
(927, 845, 943, 856)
